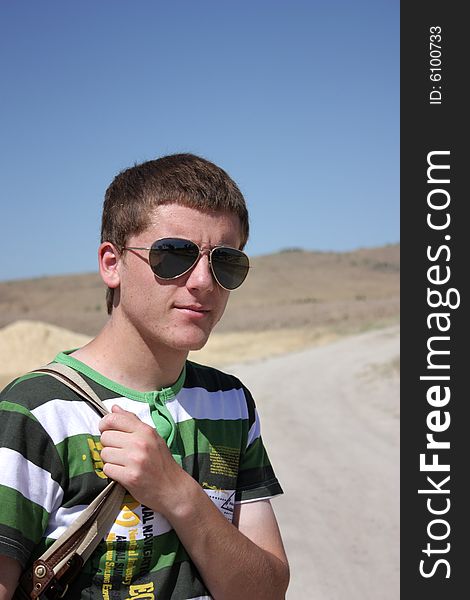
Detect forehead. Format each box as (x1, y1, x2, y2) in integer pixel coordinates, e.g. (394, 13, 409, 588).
(137, 203, 243, 247)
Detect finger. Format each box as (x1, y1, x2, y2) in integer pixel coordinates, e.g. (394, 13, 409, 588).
(102, 461, 128, 483)
(100, 446, 127, 467)
(100, 429, 130, 449)
(99, 410, 141, 434)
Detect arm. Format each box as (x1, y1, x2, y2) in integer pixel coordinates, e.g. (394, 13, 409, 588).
(0, 556, 22, 600)
(165, 488, 289, 600)
(100, 405, 289, 599)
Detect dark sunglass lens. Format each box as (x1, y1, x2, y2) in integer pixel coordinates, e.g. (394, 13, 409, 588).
(211, 248, 249, 290)
(149, 239, 199, 279)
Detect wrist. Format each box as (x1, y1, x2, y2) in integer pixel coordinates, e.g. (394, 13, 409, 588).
(158, 469, 203, 523)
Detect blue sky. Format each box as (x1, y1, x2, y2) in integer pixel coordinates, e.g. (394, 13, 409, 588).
(0, 0, 399, 281)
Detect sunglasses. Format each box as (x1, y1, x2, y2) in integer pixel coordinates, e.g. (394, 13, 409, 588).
(123, 237, 250, 290)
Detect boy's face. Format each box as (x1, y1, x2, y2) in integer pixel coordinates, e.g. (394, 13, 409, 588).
(114, 203, 243, 355)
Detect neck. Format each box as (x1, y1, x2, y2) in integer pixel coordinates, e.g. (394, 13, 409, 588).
(71, 314, 188, 392)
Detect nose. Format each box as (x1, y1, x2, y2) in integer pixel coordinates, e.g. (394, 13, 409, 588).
(185, 251, 215, 292)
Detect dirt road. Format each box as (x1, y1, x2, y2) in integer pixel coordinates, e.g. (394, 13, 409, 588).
(228, 325, 400, 600)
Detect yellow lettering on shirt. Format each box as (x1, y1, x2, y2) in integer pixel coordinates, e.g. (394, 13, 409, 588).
(87, 438, 107, 479)
(126, 582, 155, 600)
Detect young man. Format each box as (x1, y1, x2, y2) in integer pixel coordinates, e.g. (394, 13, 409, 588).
(0, 154, 289, 599)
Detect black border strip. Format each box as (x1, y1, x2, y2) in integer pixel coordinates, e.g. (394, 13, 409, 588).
(401, 3, 467, 597)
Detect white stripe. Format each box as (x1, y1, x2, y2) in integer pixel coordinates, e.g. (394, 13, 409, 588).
(31, 397, 154, 445)
(187, 597, 213, 600)
(44, 503, 84, 539)
(31, 399, 101, 445)
(235, 495, 282, 504)
(167, 387, 248, 424)
(107, 504, 173, 540)
(103, 397, 154, 427)
(45, 501, 173, 541)
(0, 447, 63, 513)
(246, 409, 261, 447)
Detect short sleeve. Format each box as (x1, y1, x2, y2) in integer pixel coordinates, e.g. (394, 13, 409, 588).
(235, 386, 283, 503)
(0, 377, 64, 567)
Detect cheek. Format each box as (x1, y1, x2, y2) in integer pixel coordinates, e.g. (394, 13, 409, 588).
(213, 291, 231, 323)
(120, 267, 160, 310)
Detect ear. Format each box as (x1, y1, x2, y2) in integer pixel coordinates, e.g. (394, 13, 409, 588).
(98, 242, 121, 289)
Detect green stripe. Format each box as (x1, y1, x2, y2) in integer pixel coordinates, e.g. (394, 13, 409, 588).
(7, 371, 45, 389)
(68, 553, 208, 600)
(0, 407, 64, 484)
(56, 433, 104, 479)
(185, 360, 244, 393)
(237, 479, 283, 502)
(2, 372, 80, 410)
(82, 530, 188, 583)
(240, 436, 271, 470)
(62, 472, 108, 507)
(182, 454, 238, 490)
(54, 351, 186, 402)
(0, 484, 49, 545)
(147, 531, 188, 573)
(178, 418, 246, 454)
(237, 465, 278, 490)
(0, 399, 39, 421)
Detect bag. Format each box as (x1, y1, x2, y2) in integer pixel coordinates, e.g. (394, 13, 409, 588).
(14, 363, 126, 600)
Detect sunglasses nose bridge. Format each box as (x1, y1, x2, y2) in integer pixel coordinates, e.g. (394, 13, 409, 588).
(187, 247, 216, 284)
(198, 247, 210, 258)
(196, 247, 215, 270)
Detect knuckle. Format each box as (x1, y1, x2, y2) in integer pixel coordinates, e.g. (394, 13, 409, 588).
(133, 437, 148, 454)
(126, 470, 141, 489)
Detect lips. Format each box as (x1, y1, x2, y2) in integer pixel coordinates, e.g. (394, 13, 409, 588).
(174, 304, 210, 314)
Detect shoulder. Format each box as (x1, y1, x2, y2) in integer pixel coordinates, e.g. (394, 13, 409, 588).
(1, 370, 78, 411)
(185, 360, 246, 392)
(184, 361, 256, 421)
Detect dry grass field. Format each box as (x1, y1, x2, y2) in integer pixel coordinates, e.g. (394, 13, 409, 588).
(0, 242, 399, 350)
(0, 243, 399, 385)
(0, 244, 399, 333)
(0, 243, 399, 386)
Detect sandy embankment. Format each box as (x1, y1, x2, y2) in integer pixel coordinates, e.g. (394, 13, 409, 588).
(0, 320, 92, 388)
(0, 320, 399, 600)
(0, 320, 337, 388)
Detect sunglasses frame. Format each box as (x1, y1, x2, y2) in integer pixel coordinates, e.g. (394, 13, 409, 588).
(122, 237, 250, 291)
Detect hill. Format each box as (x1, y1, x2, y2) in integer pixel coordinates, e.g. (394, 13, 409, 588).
(0, 243, 399, 382)
(0, 243, 399, 336)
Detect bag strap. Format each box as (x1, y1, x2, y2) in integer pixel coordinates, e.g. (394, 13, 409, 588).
(18, 363, 126, 600)
(32, 362, 109, 416)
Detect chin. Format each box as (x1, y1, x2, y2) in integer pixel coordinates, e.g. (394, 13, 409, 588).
(172, 331, 211, 352)
(165, 319, 216, 353)
(185, 337, 210, 352)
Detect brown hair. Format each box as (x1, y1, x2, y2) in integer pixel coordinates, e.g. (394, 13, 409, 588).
(101, 153, 249, 313)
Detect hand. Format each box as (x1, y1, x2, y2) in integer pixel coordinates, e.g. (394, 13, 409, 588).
(99, 405, 188, 514)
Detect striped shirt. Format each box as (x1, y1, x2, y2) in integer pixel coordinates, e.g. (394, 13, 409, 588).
(0, 351, 282, 600)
